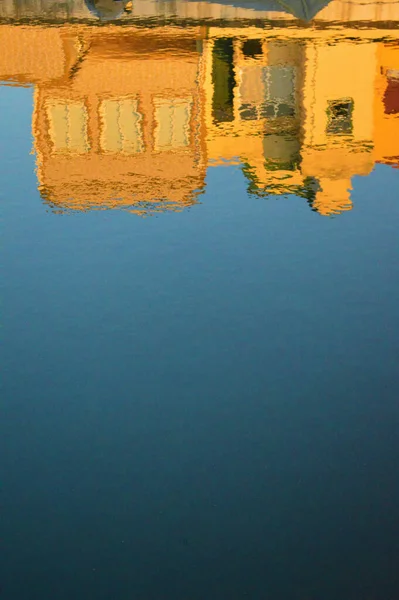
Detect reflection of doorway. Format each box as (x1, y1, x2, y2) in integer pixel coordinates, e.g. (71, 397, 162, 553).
(212, 38, 235, 124)
(263, 134, 300, 171)
(384, 70, 399, 115)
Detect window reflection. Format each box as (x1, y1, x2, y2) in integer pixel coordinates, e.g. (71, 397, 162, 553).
(100, 98, 143, 153)
(326, 98, 354, 135)
(242, 39, 263, 59)
(212, 38, 235, 124)
(153, 98, 192, 151)
(46, 100, 89, 153)
(239, 66, 296, 121)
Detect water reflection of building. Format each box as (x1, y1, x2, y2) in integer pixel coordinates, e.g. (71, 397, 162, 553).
(202, 35, 307, 199)
(202, 27, 399, 215)
(0, 25, 206, 212)
(32, 28, 207, 213)
(34, 29, 205, 216)
(0, 21, 398, 216)
(301, 40, 376, 215)
(0, 25, 208, 213)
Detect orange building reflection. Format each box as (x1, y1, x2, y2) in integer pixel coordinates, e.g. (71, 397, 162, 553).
(31, 27, 208, 214)
(0, 14, 398, 216)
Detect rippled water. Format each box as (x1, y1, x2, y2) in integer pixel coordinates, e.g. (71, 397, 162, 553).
(2, 1, 399, 598)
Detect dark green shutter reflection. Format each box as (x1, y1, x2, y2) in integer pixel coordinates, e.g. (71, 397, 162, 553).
(212, 38, 236, 124)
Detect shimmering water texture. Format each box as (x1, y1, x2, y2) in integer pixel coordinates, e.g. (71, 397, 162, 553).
(0, 0, 398, 216)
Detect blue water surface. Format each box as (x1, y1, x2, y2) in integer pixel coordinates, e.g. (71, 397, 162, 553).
(1, 85, 399, 599)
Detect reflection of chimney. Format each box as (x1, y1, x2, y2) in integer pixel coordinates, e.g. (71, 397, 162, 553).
(313, 178, 353, 216)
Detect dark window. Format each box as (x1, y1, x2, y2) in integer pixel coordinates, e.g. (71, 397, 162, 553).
(242, 39, 263, 59)
(238, 66, 296, 122)
(239, 104, 258, 121)
(327, 98, 354, 135)
(212, 38, 235, 124)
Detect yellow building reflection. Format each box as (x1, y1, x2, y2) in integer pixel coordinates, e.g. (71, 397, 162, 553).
(0, 9, 398, 216)
(202, 25, 399, 216)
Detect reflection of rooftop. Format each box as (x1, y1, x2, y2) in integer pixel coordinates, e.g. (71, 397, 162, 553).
(1, 0, 399, 24)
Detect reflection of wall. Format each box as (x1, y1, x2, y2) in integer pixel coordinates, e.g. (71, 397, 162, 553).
(301, 41, 377, 215)
(0, 26, 70, 85)
(302, 42, 376, 147)
(31, 28, 207, 213)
